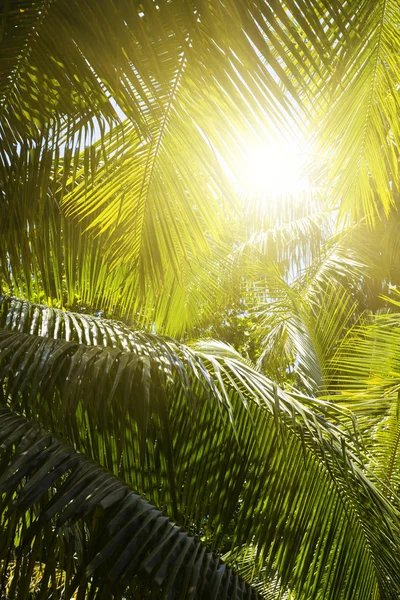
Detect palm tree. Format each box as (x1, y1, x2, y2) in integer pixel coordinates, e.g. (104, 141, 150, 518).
(1, 1, 400, 598)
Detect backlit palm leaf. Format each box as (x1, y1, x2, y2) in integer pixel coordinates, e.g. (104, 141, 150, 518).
(1, 0, 381, 320)
(252, 235, 365, 392)
(316, 0, 400, 223)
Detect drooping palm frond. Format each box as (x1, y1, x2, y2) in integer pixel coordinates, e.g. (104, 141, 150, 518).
(316, 0, 400, 223)
(249, 232, 366, 393)
(0, 407, 260, 600)
(59, 117, 239, 326)
(1, 298, 400, 598)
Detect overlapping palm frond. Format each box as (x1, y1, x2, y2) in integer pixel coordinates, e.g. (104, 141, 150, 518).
(2, 1, 399, 310)
(0, 407, 260, 600)
(0, 117, 236, 333)
(250, 232, 366, 393)
(1, 0, 377, 324)
(208, 195, 335, 340)
(2, 2, 400, 598)
(1, 297, 400, 598)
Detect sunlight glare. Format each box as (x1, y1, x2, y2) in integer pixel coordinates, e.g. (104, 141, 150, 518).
(237, 139, 312, 200)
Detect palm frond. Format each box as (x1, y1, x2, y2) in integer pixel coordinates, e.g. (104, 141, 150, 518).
(0, 407, 259, 599)
(0, 119, 235, 335)
(251, 232, 366, 392)
(1, 299, 400, 598)
(0, 0, 369, 326)
(316, 0, 400, 223)
(327, 295, 400, 497)
(232, 192, 333, 278)
(0, 1, 44, 104)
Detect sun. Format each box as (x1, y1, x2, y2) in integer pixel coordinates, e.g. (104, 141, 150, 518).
(235, 138, 313, 200)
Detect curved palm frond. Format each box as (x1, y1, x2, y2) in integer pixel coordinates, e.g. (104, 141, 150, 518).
(316, 0, 400, 223)
(1, 298, 400, 598)
(250, 232, 366, 392)
(0, 407, 259, 599)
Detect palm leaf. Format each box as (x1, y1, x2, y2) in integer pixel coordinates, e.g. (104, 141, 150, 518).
(0, 0, 370, 326)
(230, 190, 333, 277)
(1, 298, 400, 598)
(251, 233, 366, 392)
(0, 407, 259, 599)
(315, 0, 400, 223)
(327, 294, 400, 499)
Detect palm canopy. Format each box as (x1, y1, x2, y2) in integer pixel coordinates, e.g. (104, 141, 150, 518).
(1, 0, 399, 331)
(1, 1, 400, 599)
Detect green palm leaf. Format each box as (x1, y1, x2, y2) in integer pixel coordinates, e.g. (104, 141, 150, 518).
(316, 0, 400, 223)
(327, 294, 400, 499)
(1, 297, 400, 598)
(1, 0, 373, 321)
(0, 407, 259, 599)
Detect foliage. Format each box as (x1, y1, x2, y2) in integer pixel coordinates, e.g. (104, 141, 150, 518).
(0, 408, 259, 600)
(2, 1, 400, 599)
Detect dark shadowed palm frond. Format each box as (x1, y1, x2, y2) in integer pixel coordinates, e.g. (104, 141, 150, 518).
(1, 298, 400, 598)
(0, 407, 260, 600)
